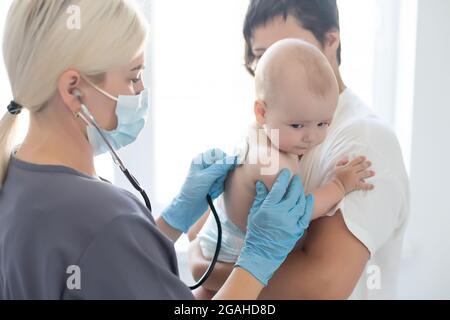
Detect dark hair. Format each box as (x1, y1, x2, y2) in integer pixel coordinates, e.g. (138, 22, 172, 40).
(243, 0, 341, 76)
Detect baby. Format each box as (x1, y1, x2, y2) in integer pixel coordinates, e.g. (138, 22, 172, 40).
(189, 39, 375, 297)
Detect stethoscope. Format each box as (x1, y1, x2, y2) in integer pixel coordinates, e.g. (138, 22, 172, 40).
(73, 90, 221, 291)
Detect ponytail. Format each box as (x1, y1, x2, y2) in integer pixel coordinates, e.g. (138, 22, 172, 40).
(0, 112, 19, 188)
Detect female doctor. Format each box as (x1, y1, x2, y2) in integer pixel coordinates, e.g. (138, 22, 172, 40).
(0, 0, 313, 300)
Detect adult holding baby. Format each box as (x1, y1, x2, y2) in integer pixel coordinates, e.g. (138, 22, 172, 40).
(189, 0, 410, 300)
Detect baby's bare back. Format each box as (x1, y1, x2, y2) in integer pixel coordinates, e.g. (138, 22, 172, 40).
(222, 130, 301, 233)
(222, 163, 257, 233)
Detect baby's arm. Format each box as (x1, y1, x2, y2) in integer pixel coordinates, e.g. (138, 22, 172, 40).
(310, 156, 375, 220)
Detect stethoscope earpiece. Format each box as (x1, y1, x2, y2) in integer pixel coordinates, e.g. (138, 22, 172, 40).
(73, 90, 90, 120)
(73, 89, 82, 101)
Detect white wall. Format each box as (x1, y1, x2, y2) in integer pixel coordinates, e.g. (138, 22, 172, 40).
(143, 0, 254, 216)
(398, 0, 450, 299)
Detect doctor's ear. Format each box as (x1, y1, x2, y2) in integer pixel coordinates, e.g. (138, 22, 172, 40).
(254, 100, 267, 126)
(58, 70, 83, 114)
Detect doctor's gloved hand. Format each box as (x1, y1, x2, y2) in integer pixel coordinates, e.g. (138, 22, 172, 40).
(161, 149, 238, 233)
(235, 169, 314, 286)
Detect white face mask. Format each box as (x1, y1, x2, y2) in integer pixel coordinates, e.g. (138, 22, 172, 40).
(80, 78, 150, 156)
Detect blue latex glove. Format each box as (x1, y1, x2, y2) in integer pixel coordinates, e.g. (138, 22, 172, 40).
(161, 149, 238, 233)
(235, 169, 314, 286)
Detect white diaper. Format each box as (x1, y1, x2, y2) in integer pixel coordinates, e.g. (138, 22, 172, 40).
(197, 195, 246, 263)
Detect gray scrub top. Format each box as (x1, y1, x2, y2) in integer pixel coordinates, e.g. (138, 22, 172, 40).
(0, 156, 194, 300)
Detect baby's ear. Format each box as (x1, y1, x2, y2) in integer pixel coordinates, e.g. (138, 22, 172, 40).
(254, 100, 267, 126)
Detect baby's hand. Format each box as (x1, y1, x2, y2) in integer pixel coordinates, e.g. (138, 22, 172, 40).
(333, 156, 375, 194)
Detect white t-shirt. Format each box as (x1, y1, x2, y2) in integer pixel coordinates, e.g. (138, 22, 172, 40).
(299, 88, 410, 300)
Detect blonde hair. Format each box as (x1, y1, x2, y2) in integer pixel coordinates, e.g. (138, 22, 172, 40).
(0, 0, 149, 188)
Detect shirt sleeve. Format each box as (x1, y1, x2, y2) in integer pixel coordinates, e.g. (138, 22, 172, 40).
(319, 118, 409, 256)
(62, 214, 194, 300)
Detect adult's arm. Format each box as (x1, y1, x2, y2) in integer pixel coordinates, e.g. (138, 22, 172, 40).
(258, 211, 369, 299)
(189, 210, 369, 298)
(187, 209, 210, 241)
(213, 267, 264, 300)
(189, 237, 234, 292)
(156, 216, 183, 242)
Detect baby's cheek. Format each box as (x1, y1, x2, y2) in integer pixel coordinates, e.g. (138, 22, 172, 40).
(316, 130, 328, 145)
(278, 134, 297, 153)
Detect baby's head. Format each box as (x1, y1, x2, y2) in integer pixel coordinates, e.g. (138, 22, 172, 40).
(254, 38, 339, 156)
